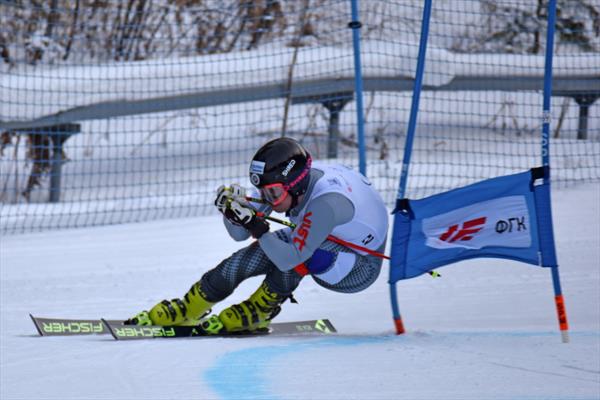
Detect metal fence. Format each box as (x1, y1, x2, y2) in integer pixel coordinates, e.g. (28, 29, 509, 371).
(1, 0, 598, 234)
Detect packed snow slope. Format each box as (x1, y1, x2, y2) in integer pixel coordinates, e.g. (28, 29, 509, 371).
(1, 183, 599, 400)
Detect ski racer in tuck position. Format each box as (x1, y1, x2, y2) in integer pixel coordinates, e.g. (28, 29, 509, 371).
(127, 137, 389, 333)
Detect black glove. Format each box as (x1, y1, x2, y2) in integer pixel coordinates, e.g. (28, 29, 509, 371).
(224, 199, 270, 239)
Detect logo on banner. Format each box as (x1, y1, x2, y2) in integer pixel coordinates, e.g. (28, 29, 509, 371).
(439, 217, 487, 243)
(423, 196, 532, 250)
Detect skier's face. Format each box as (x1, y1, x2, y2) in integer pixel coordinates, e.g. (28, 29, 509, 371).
(271, 193, 293, 213)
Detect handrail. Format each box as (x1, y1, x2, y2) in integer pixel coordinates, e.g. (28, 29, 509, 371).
(2, 75, 598, 131)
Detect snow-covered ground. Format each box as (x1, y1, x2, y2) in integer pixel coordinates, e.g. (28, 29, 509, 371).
(1, 182, 599, 400)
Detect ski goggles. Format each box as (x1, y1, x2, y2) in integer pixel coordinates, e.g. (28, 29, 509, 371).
(259, 156, 312, 206)
(260, 183, 289, 206)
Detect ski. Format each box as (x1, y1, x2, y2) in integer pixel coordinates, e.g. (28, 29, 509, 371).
(30, 314, 120, 336)
(102, 318, 337, 340)
(30, 314, 336, 338)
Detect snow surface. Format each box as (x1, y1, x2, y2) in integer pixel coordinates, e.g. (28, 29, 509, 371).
(1, 183, 599, 400)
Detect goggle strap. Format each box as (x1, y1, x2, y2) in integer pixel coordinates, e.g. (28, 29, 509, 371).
(283, 156, 312, 191)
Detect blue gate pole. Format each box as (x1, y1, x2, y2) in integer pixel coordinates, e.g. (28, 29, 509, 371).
(390, 0, 433, 334)
(541, 0, 569, 343)
(349, 0, 367, 175)
(542, 0, 556, 172)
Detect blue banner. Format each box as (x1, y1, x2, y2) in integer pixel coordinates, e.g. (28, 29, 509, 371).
(390, 167, 557, 282)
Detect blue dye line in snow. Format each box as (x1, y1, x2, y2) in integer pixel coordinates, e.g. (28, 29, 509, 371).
(419, 330, 600, 338)
(203, 336, 391, 400)
(203, 331, 599, 399)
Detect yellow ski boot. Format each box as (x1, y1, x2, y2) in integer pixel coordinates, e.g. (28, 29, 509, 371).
(218, 282, 286, 333)
(126, 282, 214, 326)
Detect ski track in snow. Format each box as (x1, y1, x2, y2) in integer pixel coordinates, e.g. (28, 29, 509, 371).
(1, 183, 599, 400)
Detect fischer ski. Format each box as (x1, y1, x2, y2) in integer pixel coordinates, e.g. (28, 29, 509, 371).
(30, 315, 120, 336)
(103, 318, 337, 340)
(30, 314, 336, 338)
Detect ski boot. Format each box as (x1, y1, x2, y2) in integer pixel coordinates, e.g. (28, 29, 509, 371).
(199, 314, 225, 335)
(217, 282, 286, 333)
(126, 282, 214, 326)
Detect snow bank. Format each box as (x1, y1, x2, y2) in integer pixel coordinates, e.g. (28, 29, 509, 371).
(2, 41, 597, 122)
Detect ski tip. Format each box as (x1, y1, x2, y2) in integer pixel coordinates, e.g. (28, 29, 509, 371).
(268, 318, 337, 335)
(322, 319, 337, 334)
(29, 314, 44, 336)
(314, 319, 336, 334)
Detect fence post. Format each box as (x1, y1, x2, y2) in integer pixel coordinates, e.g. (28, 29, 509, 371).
(349, 0, 367, 175)
(25, 124, 80, 203)
(574, 95, 598, 140)
(49, 124, 79, 202)
(323, 96, 353, 158)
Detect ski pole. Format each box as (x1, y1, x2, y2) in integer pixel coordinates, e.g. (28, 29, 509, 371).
(254, 211, 441, 278)
(258, 212, 387, 258)
(245, 195, 265, 204)
(224, 196, 297, 229)
(255, 209, 387, 258)
(234, 188, 437, 277)
(255, 211, 296, 228)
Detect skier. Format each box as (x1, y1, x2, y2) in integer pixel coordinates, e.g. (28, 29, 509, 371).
(127, 137, 389, 333)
